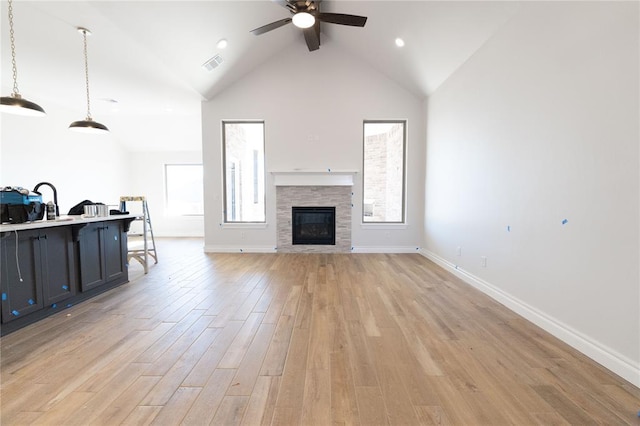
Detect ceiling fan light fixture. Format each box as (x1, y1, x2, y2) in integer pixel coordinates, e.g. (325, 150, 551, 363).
(70, 27, 109, 134)
(292, 12, 315, 29)
(1, 0, 46, 117)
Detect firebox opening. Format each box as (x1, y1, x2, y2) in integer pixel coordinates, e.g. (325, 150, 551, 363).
(292, 206, 336, 245)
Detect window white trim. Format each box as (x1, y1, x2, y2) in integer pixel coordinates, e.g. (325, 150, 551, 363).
(219, 222, 268, 229)
(360, 223, 408, 230)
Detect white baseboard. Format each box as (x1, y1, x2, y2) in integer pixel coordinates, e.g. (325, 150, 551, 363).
(351, 246, 422, 253)
(203, 246, 277, 253)
(203, 246, 423, 254)
(419, 249, 640, 388)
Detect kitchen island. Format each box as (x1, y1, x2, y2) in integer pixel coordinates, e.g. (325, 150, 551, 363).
(0, 214, 136, 335)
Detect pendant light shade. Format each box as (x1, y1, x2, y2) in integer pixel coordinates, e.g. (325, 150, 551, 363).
(69, 27, 109, 134)
(0, 0, 46, 117)
(0, 94, 46, 116)
(69, 119, 109, 133)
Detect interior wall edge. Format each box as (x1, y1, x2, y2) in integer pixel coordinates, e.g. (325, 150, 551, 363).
(418, 248, 640, 388)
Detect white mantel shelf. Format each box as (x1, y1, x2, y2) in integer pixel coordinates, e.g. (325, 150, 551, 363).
(270, 170, 358, 186)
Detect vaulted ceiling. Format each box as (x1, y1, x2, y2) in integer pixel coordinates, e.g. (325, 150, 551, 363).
(1, 1, 519, 150)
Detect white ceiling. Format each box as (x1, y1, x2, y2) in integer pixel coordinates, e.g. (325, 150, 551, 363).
(1, 1, 520, 150)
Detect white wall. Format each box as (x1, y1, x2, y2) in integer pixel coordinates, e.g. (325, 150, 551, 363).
(0, 103, 130, 212)
(1, 102, 203, 237)
(202, 43, 425, 252)
(127, 150, 204, 237)
(423, 2, 639, 385)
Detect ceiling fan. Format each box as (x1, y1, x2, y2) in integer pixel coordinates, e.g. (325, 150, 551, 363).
(250, 0, 367, 52)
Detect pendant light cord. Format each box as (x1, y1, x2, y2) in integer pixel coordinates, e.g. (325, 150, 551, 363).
(7, 0, 20, 96)
(14, 230, 23, 282)
(81, 29, 92, 121)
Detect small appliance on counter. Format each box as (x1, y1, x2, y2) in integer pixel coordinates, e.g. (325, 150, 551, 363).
(0, 187, 44, 224)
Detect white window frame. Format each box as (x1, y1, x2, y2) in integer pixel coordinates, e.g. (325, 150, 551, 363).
(222, 120, 266, 224)
(362, 119, 407, 224)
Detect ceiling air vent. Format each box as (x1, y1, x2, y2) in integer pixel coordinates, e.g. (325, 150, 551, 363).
(202, 54, 223, 71)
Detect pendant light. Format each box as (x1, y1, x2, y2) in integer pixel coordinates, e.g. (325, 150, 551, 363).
(0, 0, 46, 116)
(69, 27, 109, 134)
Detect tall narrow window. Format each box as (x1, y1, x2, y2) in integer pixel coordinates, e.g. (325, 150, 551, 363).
(223, 121, 266, 223)
(362, 120, 406, 223)
(165, 164, 204, 216)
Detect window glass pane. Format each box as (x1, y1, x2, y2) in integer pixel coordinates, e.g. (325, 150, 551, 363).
(363, 121, 406, 223)
(165, 164, 204, 216)
(223, 121, 266, 222)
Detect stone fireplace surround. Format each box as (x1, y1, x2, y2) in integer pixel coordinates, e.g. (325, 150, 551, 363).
(274, 171, 355, 253)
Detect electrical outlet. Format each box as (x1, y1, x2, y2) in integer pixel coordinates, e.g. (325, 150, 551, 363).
(456, 246, 462, 256)
(481, 256, 487, 267)
(241, 232, 245, 239)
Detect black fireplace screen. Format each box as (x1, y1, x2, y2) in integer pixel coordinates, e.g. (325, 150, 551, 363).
(292, 206, 336, 245)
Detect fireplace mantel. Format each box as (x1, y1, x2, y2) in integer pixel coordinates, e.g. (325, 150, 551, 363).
(270, 170, 358, 186)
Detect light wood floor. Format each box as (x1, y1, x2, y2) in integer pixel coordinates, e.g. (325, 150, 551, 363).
(1, 238, 639, 425)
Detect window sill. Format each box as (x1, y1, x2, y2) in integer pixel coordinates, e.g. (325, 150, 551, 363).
(360, 223, 408, 230)
(220, 222, 268, 229)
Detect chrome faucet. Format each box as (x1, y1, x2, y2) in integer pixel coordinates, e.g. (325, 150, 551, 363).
(33, 182, 59, 216)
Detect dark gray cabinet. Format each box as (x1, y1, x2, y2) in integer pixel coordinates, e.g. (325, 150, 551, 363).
(0, 227, 75, 323)
(0, 217, 131, 335)
(78, 221, 126, 291)
(42, 227, 76, 305)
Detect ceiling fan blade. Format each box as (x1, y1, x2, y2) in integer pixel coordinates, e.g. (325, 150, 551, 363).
(303, 24, 320, 51)
(318, 13, 367, 27)
(250, 18, 292, 36)
(271, 0, 296, 13)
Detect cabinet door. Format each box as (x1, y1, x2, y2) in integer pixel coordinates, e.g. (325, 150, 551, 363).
(78, 223, 106, 291)
(103, 222, 126, 282)
(0, 230, 44, 322)
(41, 227, 76, 305)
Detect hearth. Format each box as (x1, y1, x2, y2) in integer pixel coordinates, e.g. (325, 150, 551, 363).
(292, 206, 335, 245)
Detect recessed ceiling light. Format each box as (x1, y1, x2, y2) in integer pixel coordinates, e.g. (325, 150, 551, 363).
(395, 38, 405, 48)
(216, 39, 228, 49)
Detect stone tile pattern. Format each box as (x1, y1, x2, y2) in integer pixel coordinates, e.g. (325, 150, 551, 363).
(277, 186, 352, 253)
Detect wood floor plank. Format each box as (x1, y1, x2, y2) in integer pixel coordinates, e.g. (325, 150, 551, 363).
(181, 368, 236, 425)
(1, 240, 637, 425)
(120, 405, 163, 426)
(300, 368, 332, 426)
(260, 314, 295, 376)
(330, 337, 360, 426)
(149, 386, 201, 425)
(240, 375, 276, 425)
(181, 320, 243, 387)
(217, 312, 264, 368)
(141, 326, 220, 405)
(355, 386, 388, 425)
(227, 322, 276, 396)
(30, 391, 95, 426)
(143, 313, 213, 376)
(211, 395, 250, 425)
(89, 375, 162, 425)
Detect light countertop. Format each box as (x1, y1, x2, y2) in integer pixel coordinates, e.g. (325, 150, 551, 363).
(0, 214, 138, 233)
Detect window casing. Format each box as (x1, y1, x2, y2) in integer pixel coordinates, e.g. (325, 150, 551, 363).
(222, 121, 266, 223)
(362, 120, 406, 223)
(165, 164, 204, 216)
